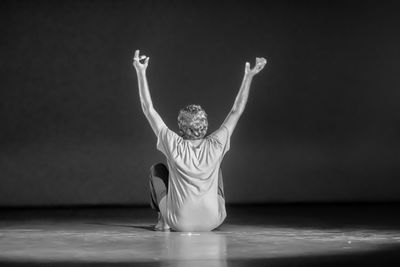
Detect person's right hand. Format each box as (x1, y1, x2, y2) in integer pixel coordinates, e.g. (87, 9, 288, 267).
(133, 49, 149, 72)
(245, 57, 267, 77)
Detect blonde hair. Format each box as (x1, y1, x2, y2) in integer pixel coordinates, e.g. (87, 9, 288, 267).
(177, 104, 208, 139)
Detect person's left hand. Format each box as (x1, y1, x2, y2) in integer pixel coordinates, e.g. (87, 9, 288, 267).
(133, 49, 149, 72)
(245, 57, 267, 77)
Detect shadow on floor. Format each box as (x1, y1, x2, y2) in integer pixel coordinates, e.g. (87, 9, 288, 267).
(85, 222, 156, 231)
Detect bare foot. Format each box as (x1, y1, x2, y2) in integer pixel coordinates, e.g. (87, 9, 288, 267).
(153, 223, 170, 231)
(153, 213, 170, 231)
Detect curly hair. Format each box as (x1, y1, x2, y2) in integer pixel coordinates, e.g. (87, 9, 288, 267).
(177, 104, 208, 140)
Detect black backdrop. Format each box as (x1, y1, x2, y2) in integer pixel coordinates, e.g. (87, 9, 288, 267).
(1, 0, 399, 206)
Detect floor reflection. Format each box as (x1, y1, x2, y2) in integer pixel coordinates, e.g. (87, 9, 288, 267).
(1, 205, 400, 266)
(161, 231, 227, 266)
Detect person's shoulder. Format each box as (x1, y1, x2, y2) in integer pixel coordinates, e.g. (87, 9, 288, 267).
(157, 126, 183, 155)
(207, 125, 230, 140)
(160, 126, 182, 141)
(205, 125, 231, 155)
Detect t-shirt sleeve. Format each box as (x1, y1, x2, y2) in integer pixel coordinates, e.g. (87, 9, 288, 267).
(208, 124, 231, 156)
(157, 125, 181, 157)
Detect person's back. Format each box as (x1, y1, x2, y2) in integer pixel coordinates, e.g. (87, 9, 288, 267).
(157, 124, 230, 231)
(132, 49, 266, 231)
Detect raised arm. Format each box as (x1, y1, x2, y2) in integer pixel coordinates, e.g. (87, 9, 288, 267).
(133, 49, 166, 136)
(222, 57, 267, 134)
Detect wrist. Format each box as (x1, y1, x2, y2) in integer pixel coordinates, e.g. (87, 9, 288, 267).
(136, 68, 146, 75)
(244, 72, 254, 80)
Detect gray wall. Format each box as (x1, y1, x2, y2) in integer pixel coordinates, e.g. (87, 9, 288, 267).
(1, 0, 399, 206)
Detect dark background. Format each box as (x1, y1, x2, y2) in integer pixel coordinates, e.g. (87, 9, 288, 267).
(0, 0, 399, 206)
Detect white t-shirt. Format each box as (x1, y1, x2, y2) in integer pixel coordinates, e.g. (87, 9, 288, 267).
(156, 124, 231, 231)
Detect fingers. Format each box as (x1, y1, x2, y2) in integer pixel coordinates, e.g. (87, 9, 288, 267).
(134, 50, 140, 61)
(133, 49, 150, 68)
(257, 61, 266, 70)
(256, 57, 267, 66)
(133, 50, 147, 60)
(254, 57, 267, 72)
(244, 57, 267, 75)
(255, 64, 265, 72)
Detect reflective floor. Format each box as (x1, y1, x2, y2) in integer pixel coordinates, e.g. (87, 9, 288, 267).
(1, 204, 400, 266)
